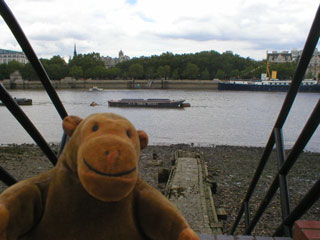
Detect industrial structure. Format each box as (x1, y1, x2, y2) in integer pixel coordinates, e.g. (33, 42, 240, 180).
(267, 49, 320, 79)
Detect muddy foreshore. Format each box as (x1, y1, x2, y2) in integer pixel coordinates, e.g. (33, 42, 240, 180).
(0, 144, 319, 236)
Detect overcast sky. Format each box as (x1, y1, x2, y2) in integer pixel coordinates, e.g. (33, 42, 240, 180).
(1, 0, 319, 61)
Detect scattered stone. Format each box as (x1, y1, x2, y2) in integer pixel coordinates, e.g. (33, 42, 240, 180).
(146, 160, 163, 167)
(217, 208, 228, 221)
(1, 144, 319, 236)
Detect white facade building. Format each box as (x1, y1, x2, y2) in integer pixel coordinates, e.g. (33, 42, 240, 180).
(0, 49, 28, 64)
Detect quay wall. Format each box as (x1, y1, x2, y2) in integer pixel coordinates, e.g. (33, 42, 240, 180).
(1, 79, 218, 90)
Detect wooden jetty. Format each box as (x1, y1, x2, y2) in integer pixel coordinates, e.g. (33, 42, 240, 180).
(165, 150, 223, 235)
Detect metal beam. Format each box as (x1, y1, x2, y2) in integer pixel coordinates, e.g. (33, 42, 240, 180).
(274, 128, 291, 237)
(0, 84, 57, 166)
(0, 0, 68, 120)
(230, 4, 320, 234)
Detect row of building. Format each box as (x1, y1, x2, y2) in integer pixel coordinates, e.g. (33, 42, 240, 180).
(267, 49, 320, 79)
(267, 49, 320, 66)
(1, 48, 319, 79)
(0, 48, 130, 69)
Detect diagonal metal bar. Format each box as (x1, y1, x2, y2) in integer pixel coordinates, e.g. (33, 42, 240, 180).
(273, 178, 320, 237)
(274, 128, 291, 237)
(0, 0, 68, 120)
(245, 177, 279, 235)
(231, 131, 275, 234)
(0, 84, 57, 166)
(279, 99, 320, 176)
(230, 4, 320, 234)
(274, 5, 320, 129)
(245, 99, 320, 235)
(0, 0, 69, 158)
(0, 166, 17, 186)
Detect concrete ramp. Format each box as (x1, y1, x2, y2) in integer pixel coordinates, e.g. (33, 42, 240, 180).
(165, 150, 222, 234)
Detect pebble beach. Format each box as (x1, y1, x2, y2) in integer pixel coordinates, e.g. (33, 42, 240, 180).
(0, 144, 319, 236)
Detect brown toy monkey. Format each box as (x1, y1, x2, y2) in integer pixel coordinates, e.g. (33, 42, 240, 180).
(0, 113, 199, 240)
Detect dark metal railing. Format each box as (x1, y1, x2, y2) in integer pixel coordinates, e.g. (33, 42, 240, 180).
(231, 4, 320, 237)
(0, 84, 58, 166)
(0, 0, 68, 120)
(0, 0, 69, 185)
(0, 0, 319, 237)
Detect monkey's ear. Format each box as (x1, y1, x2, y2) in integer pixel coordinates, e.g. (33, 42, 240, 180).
(137, 130, 148, 149)
(62, 116, 83, 137)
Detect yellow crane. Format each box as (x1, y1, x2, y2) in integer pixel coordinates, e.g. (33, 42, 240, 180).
(266, 51, 278, 80)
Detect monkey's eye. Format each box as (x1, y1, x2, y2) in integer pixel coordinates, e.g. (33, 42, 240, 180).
(92, 125, 99, 132)
(126, 130, 131, 138)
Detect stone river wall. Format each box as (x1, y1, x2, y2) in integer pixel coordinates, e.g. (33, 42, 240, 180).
(1, 78, 218, 90)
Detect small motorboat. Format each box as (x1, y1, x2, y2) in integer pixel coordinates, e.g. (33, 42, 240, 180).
(0, 97, 32, 106)
(89, 86, 103, 91)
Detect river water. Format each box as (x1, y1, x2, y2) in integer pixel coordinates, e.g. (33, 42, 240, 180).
(0, 89, 319, 152)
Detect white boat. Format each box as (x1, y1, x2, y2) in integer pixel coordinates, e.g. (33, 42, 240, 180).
(89, 86, 103, 91)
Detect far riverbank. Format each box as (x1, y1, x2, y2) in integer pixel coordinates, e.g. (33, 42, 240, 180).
(1, 78, 219, 90)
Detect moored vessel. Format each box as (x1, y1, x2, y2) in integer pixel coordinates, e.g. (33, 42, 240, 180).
(108, 98, 189, 108)
(89, 86, 103, 91)
(0, 97, 32, 106)
(218, 79, 320, 92)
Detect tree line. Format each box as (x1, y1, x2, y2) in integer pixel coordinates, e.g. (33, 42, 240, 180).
(0, 50, 299, 81)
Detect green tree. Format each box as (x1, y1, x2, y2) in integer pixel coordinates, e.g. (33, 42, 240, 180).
(230, 69, 240, 79)
(272, 62, 297, 80)
(50, 55, 67, 66)
(39, 56, 68, 80)
(163, 65, 171, 79)
(69, 52, 105, 79)
(129, 63, 144, 79)
(145, 67, 156, 79)
(201, 68, 210, 80)
(20, 63, 38, 80)
(215, 69, 226, 79)
(156, 65, 170, 79)
(86, 66, 107, 79)
(7, 60, 24, 74)
(106, 67, 121, 79)
(0, 64, 9, 80)
(182, 63, 199, 79)
(172, 69, 180, 79)
(100, 50, 262, 80)
(69, 65, 83, 79)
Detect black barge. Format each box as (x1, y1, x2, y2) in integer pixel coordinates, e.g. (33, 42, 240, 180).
(108, 98, 189, 108)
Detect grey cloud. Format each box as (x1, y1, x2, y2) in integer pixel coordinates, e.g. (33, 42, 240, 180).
(31, 34, 60, 42)
(31, 30, 90, 42)
(156, 32, 222, 42)
(154, 29, 309, 53)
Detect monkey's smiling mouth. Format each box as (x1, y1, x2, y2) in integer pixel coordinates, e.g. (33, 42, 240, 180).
(83, 158, 136, 177)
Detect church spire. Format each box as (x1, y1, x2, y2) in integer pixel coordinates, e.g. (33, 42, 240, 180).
(73, 43, 77, 58)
